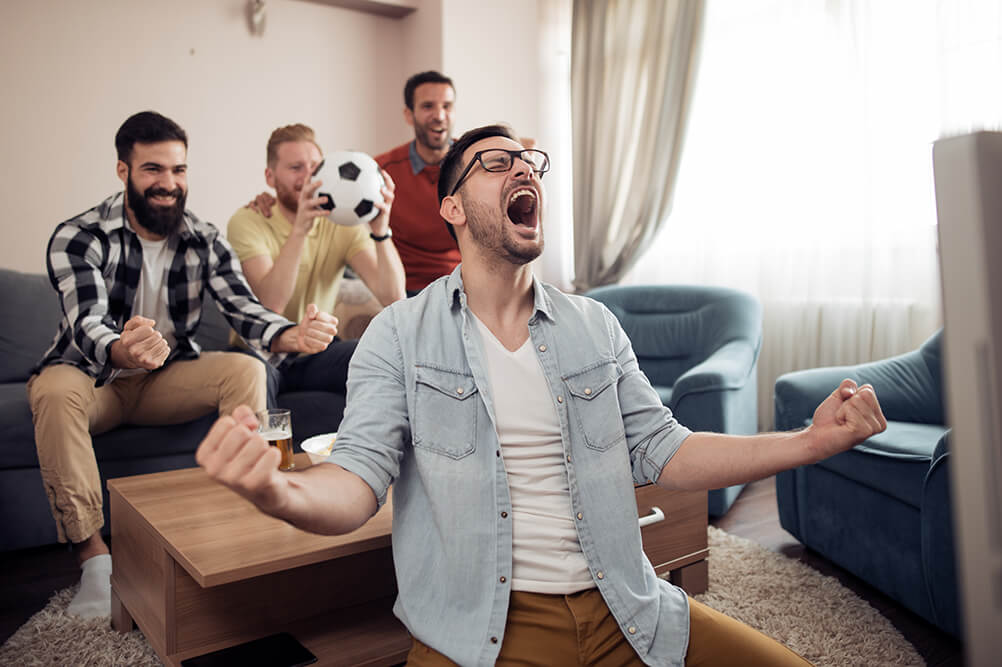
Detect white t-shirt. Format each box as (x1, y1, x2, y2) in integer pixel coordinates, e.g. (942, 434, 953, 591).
(473, 315, 595, 594)
(118, 227, 177, 378)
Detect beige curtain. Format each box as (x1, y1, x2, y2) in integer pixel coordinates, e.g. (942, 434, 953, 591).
(571, 0, 704, 291)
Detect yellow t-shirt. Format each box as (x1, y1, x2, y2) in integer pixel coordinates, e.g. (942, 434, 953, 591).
(226, 205, 373, 343)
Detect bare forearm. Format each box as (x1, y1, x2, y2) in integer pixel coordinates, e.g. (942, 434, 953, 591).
(267, 463, 378, 535)
(657, 430, 816, 491)
(367, 243, 406, 305)
(252, 234, 308, 312)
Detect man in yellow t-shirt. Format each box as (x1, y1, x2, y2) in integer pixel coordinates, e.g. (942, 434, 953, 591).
(227, 124, 406, 404)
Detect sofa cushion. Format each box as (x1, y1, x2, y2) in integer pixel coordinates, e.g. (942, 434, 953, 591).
(0, 383, 34, 467)
(0, 269, 61, 383)
(815, 420, 950, 508)
(0, 379, 216, 469)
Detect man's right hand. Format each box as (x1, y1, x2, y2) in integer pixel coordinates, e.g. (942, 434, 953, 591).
(246, 191, 277, 217)
(196, 405, 289, 514)
(110, 316, 170, 369)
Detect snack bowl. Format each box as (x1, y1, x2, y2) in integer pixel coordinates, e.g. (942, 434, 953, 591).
(301, 432, 337, 465)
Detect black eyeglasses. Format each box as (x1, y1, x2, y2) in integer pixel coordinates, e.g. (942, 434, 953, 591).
(448, 148, 550, 196)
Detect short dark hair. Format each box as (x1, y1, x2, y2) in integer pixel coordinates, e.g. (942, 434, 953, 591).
(115, 111, 188, 164)
(437, 123, 520, 241)
(404, 71, 454, 110)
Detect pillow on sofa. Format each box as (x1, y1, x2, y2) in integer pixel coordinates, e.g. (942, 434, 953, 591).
(0, 269, 61, 383)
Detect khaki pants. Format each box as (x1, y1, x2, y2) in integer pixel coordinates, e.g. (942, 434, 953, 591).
(27, 352, 266, 544)
(407, 590, 812, 666)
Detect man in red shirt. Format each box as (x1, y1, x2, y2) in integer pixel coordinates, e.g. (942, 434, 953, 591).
(375, 71, 461, 295)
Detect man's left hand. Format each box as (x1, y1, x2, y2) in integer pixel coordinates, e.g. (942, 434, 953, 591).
(276, 304, 338, 354)
(806, 379, 887, 460)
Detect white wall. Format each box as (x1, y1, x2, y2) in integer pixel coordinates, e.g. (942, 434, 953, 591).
(0, 0, 571, 283)
(441, 0, 541, 138)
(0, 0, 407, 273)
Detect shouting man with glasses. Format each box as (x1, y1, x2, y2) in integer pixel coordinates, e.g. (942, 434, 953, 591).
(196, 124, 887, 666)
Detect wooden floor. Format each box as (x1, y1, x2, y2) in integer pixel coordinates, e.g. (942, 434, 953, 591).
(1, 477, 965, 665)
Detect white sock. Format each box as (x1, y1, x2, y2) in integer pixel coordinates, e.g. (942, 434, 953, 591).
(67, 553, 112, 619)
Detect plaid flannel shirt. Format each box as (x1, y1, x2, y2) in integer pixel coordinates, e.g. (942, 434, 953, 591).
(35, 192, 295, 386)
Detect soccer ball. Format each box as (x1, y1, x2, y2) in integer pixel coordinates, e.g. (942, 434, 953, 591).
(314, 151, 385, 227)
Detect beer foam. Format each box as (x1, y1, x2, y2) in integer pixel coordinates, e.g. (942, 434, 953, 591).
(260, 429, 291, 440)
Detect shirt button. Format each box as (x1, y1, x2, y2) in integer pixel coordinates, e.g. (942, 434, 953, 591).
(496, 450, 501, 457)
(501, 511, 508, 518)
(557, 396, 564, 403)
(491, 636, 499, 644)
(584, 387, 592, 395)
(500, 576, 507, 583)
(576, 512, 583, 520)
(596, 571, 604, 580)
(456, 387, 464, 395)
(538, 344, 547, 352)
(628, 626, 637, 635)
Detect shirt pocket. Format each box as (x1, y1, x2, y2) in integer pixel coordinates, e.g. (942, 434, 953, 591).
(562, 359, 626, 451)
(413, 364, 479, 459)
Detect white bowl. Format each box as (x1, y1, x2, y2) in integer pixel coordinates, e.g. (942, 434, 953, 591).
(301, 432, 337, 464)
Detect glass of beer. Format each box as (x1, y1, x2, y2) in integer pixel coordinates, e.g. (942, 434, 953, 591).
(257, 409, 295, 471)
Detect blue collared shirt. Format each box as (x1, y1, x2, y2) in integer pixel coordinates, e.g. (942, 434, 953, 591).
(330, 266, 693, 666)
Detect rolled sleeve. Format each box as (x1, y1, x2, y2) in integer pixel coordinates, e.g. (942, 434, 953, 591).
(601, 305, 694, 485)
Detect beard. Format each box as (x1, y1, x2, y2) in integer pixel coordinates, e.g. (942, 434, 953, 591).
(126, 172, 186, 237)
(274, 179, 300, 214)
(414, 120, 452, 152)
(464, 198, 543, 265)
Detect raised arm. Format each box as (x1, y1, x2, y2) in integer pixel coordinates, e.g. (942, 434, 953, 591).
(237, 178, 328, 313)
(347, 170, 405, 305)
(196, 405, 378, 535)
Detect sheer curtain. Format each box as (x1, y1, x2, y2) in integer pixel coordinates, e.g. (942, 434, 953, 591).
(625, 0, 1002, 428)
(570, 0, 705, 290)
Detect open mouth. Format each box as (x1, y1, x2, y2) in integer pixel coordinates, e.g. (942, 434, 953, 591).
(506, 188, 538, 228)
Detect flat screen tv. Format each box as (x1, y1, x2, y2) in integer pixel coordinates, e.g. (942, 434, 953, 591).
(933, 130, 1002, 665)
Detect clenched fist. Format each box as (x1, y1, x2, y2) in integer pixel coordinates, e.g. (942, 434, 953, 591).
(806, 379, 887, 460)
(275, 303, 338, 355)
(111, 315, 170, 369)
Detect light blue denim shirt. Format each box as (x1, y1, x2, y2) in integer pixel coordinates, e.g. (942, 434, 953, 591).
(330, 266, 694, 666)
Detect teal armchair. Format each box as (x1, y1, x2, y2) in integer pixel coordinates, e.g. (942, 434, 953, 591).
(585, 285, 762, 516)
(774, 330, 960, 637)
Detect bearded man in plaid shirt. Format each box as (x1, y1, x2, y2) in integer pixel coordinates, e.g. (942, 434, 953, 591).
(27, 111, 338, 619)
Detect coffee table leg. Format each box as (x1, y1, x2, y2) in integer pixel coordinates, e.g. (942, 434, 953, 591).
(669, 559, 709, 594)
(111, 586, 134, 632)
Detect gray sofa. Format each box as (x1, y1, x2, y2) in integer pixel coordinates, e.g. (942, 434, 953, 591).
(0, 267, 346, 552)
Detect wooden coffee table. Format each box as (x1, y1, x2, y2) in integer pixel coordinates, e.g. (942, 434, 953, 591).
(109, 458, 708, 666)
(108, 454, 408, 666)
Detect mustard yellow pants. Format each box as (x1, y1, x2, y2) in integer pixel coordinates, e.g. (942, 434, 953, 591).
(407, 590, 812, 666)
(27, 352, 266, 544)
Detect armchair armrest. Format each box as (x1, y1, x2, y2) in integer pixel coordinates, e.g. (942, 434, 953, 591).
(673, 340, 757, 400)
(672, 340, 759, 434)
(774, 365, 855, 431)
(775, 345, 944, 431)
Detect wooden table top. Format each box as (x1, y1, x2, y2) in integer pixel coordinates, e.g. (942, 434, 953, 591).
(108, 453, 393, 588)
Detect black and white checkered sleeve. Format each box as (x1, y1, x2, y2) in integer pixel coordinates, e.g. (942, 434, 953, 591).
(46, 222, 121, 370)
(204, 233, 294, 360)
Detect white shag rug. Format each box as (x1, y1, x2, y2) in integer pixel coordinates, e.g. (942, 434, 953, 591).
(1, 526, 923, 666)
